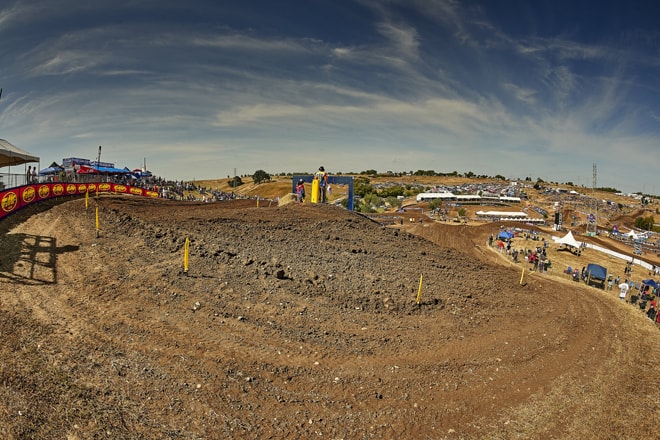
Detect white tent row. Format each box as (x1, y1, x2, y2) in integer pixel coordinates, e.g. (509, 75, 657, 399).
(416, 192, 455, 202)
(476, 211, 527, 218)
(475, 211, 545, 223)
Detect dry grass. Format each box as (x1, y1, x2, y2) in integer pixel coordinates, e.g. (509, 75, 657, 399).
(277, 192, 299, 206)
(192, 176, 293, 199)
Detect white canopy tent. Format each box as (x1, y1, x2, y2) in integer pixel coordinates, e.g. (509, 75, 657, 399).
(625, 230, 641, 240)
(0, 139, 39, 167)
(553, 230, 583, 249)
(0, 139, 40, 188)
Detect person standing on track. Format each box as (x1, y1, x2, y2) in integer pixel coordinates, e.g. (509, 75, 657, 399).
(315, 166, 328, 203)
(296, 178, 305, 203)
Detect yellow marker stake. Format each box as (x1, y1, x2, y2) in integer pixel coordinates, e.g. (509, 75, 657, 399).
(183, 237, 190, 273)
(85, 189, 89, 209)
(311, 178, 320, 203)
(95, 206, 99, 238)
(520, 267, 525, 285)
(416, 274, 423, 305)
(257, 197, 259, 208)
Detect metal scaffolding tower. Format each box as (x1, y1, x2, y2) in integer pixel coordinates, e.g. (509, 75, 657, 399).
(586, 163, 598, 236)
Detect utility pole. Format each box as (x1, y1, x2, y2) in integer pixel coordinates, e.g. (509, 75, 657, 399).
(96, 145, 102, 187)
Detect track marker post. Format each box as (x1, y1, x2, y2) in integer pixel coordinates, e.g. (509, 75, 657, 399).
(416, 274, 424, 305)
(85, 189, 89, 209)
(520, 267, 525, 285)
(95, 206, 99, 238)
(183, 237, 190, 275)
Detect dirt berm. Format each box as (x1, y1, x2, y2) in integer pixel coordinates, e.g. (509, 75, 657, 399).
(0, 196, 658, 439)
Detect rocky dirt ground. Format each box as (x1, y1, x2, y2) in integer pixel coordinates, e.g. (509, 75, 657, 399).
(1, 195, 659, 439)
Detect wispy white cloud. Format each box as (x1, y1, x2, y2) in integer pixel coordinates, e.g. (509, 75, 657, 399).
(502, 83, 538, 105)
(376, 21, 420, 57)
(30, 51, 102, 76)
(190, 33, 320, 53)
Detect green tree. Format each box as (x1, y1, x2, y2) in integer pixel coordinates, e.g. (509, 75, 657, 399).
(428, 199, 442, 210)
(635, 215, 655, 231)
(413, 169, 437, 176)
(386, 196, 402, 209)
(252, 169, 271, 184)
(378, 185, 404, 198)
(356, 197, 378, 213)
(229, 176, 244, 188)
(354, 178, 375, 197)
(364, 193, 382, 207)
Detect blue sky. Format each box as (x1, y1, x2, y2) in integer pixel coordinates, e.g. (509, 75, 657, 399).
(0, 0, 658, 194)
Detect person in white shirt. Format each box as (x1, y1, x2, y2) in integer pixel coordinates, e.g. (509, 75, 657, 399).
(618, 280, 630, 300)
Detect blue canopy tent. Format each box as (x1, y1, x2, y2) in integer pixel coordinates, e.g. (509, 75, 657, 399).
(641, 279, 658, 290)
(39, 162, 64, 176)
(498, 231, 514, 240)
(586, 263, 607, 280)
(586, 263, 607, 289)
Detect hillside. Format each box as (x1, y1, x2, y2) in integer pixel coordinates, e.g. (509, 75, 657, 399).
(192, 175, 656, 232)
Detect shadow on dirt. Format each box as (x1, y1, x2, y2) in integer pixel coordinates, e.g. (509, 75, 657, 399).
(0, 233, 79, 285)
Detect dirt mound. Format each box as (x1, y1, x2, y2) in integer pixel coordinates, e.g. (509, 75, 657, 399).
(277, 192, 299, 206)
(1, 196, 659, 439)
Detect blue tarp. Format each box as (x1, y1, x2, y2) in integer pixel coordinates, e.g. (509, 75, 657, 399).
(39, 166, 63, 175)
(498, 231, 514, 240)
(586, 263, 607, 281)
(642, 279, 659, 289)
(95, 166, 129, 174)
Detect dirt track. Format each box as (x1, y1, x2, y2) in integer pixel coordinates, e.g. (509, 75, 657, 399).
(1, 196, 659, 439)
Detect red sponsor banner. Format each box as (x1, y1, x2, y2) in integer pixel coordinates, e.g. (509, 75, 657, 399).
(20, 185, 37, 204)
(0, 183, 160, 220)
(0, 189, 20, 219)
(52, 183, 65, 197)
(37, 184, 51, 200)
